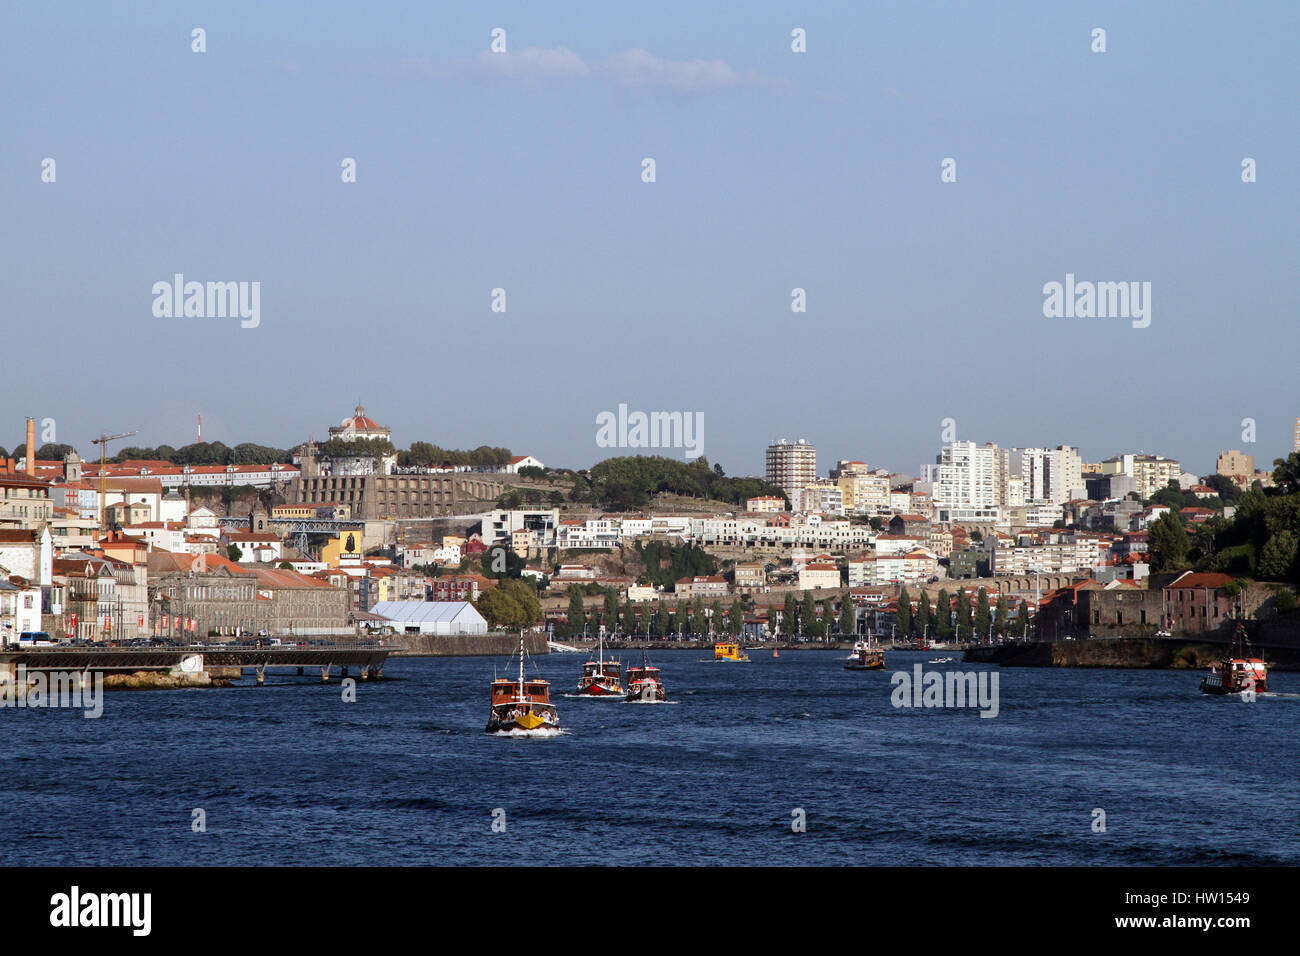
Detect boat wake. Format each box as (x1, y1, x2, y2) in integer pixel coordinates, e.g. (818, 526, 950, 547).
(561, 693, 624, 700)
(487, 727, 570, 738)
(623, 699, 679, 705)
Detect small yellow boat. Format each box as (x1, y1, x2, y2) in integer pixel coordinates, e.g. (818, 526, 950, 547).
(714, 641, 750, 662)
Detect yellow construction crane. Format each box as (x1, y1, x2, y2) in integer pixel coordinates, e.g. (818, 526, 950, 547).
(91, 430, 139, 529)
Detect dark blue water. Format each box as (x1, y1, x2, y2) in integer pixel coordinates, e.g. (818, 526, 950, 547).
(3, 650, 1297, 866)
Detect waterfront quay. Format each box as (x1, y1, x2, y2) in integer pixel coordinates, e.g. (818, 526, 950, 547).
(0, 641, 400, 686)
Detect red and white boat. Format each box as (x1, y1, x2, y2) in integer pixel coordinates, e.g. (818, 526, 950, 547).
(574, 631, 623, 697)
(625, 651, 668, 703)
(1200, 623, 1268, 696)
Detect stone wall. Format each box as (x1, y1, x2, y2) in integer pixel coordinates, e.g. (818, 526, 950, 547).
(391, 632, 548, 657)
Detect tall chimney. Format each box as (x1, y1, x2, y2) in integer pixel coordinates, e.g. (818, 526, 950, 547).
(25, 417, 35, 475)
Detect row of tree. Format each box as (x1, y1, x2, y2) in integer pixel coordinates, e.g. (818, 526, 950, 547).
(575, 456, 788, 510)
(775, 591, 856, 639)
(893, 586, 1029, 640)
(398, 443, 513, 468)
(559, 588, 747, 639)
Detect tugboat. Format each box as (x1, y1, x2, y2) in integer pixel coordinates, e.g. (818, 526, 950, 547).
(625, 651, 668, 703)
(1200, 623, 1268, 696)
(844, 639, 885, 671)
(713, 641, 750, 662)
(486, 637, 562, 736)
(574, 631, 623, 697)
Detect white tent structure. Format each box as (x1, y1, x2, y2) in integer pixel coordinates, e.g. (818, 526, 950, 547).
(368, 601, 488, 636)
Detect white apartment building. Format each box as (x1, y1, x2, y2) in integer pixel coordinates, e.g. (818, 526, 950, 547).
(765, 438, 816, 498)
(988, 538, 1109, 576)
(798, 562, 842, 591)
(848, 549, 938, 588)
(836, 472, 892, 514)
(791, 481, 844, 516)
(1010, 446, 1084, 505)
(929, 441, 1003, 524)
(1100, 454, 1182, 499)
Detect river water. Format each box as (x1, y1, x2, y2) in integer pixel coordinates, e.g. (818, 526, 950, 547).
(3, 650, 1295, 865)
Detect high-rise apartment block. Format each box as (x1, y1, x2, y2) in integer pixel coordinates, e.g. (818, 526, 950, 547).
(765, 438, 816, 498)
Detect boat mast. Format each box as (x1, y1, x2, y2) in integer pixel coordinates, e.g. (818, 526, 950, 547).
(518, 633, 525, 701)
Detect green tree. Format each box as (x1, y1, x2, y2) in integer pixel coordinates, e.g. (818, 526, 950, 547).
(974, 587, 991, 640)
(995, 593, 1009, 636)
(896, 586, 913, 637)
(935, 589, 953, 638)
(474, 579, 542, 629)
(821, 600, 836, 639)
(1272, 452, 1300, 495)
(565, 589, 587, 639)
(1259, 530, 1298, 582)
(839, 596, 856, 637)
(604, 590, 619, 628)
(622, 597, 635, 636)
(35, 442, 78, 460)
(1149, 512, 1191, 572)
(1015, 602, 1031, 637)
(226, 544, 243, 562)
(710, 600, 723, 637)
(800, 591, 816, 637)
(954, 588, 971, 640)
(916, 591, 931, 639)
(728, 598, 745, 636)
(781, 592, 798, 636)
(655, 602, 670, 637)
(692, 598, 708, 637)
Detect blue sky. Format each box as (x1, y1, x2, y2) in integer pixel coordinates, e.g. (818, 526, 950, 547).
(3, 1, 1297, 478)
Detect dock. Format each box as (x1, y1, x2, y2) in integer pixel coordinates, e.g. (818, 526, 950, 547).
(0, 641, 402, 685)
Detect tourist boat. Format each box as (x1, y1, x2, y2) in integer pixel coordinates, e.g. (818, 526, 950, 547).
(844, 640, 885, 671)
(1199, 623, 1268, 696)
(486, 638, 562, 736)
(625, 651, 668, 703)
(574, 631, 623, 697)
(713, 641, 750, 662)
(928, 657, 954, 664)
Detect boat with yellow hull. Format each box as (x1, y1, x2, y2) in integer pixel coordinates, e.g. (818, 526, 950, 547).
(713, 641, 750, 662)
(844, 640, 885, 671)
(486, 638, 562, 736)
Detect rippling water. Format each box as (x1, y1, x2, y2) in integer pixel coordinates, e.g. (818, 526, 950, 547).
(3, 650, 1296, 866)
